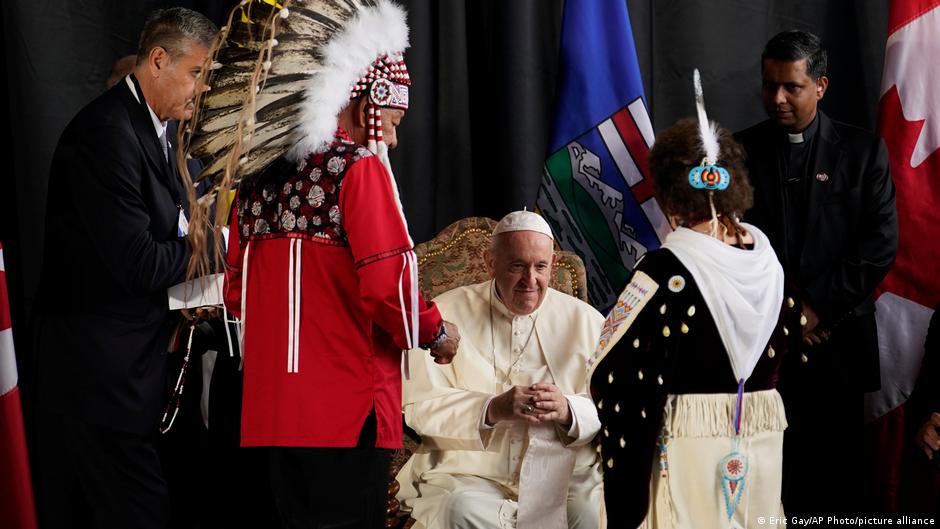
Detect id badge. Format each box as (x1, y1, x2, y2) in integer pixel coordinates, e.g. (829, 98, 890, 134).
(177, 207, 189, 236)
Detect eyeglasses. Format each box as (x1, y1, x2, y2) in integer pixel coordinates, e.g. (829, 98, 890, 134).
(160, 324, 195, 434)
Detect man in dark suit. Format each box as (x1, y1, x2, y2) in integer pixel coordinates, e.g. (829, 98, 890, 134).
(34, 8, 216, 528)
(736, 30, 898, 517)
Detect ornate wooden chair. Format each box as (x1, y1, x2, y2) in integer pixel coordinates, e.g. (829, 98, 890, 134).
(385, 216, 589, 528)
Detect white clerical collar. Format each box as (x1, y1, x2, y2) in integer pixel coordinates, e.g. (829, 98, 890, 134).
(125, 75, 168, 141)
(489, 280, 542, 320)
(785, 114, 819, 144)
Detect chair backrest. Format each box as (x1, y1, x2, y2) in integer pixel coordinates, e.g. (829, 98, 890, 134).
(414, 217, 588, 302)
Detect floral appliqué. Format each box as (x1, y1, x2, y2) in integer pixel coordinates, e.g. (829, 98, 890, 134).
(237, 131, 370, 245)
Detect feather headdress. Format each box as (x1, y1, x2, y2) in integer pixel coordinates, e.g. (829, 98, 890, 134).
(181, 0, 409, 186)
(178, 0, 411, 279)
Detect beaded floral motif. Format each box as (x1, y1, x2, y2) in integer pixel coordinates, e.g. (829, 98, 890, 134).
(237, 132, 371, 244)
(720, 451, 749, 519)
(326, 156, 346, 175)
(307, 185, 325, 208)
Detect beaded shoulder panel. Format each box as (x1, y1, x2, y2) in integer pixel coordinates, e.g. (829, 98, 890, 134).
(236, 136, 373, 246)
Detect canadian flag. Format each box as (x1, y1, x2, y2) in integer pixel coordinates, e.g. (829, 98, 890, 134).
(864, 0, 940, 510)
(0, 242, 38, 529)
(868, 1, 940, 420)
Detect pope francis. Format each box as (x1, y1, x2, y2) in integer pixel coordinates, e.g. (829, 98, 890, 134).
(396, 211, 605, 529)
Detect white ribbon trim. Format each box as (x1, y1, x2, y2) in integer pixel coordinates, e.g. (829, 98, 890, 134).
(286, 239, 303, 373)
(293, 239, 302, 373)
(238, 240, 251, 371)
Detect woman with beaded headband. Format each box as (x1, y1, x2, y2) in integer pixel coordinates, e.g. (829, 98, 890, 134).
(587, 70, 800, 529)
(178, 1, 460, 527)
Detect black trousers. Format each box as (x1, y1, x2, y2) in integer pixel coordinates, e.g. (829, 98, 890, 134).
(779, 331, 868, 518)
(158, 319, 280, 529)
(36, 410, 169, 529)
(267, 410, 391, 529)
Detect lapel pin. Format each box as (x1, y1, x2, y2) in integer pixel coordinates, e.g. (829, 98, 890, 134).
(815, 172, 829, 182)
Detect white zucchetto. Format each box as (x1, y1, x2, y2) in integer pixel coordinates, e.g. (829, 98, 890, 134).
(492, 210, 554, 240)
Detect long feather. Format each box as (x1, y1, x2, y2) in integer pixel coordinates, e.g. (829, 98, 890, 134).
(693, 68, 720, 165)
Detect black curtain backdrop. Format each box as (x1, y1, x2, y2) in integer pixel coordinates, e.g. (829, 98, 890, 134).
(1, 0, 888, 387)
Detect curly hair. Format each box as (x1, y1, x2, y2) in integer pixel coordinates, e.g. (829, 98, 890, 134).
(649, 118, 753, 228)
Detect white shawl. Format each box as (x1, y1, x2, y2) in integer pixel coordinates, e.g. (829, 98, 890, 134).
(662, 223, 784, 383)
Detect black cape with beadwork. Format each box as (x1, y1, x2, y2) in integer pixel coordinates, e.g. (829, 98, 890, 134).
(589, 248, 803, 528)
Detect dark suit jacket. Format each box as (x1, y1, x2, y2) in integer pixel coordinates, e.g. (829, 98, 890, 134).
(36, 76, 191, 435)
(736, 112, 898, 391)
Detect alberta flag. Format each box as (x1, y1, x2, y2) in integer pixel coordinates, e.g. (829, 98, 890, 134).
(537, 0, 670, 310)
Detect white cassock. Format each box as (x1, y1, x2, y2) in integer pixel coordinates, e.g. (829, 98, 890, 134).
(396, 281, 606, 529)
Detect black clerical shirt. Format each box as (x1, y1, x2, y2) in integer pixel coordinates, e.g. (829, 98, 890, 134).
(780, 114, 820, 273)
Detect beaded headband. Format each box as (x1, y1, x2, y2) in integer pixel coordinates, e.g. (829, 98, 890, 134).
(349, 53, 411, 110)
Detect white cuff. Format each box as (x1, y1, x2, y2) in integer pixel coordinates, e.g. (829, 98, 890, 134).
(564, 396, 580, 439)
(480, 395, 498, 430)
